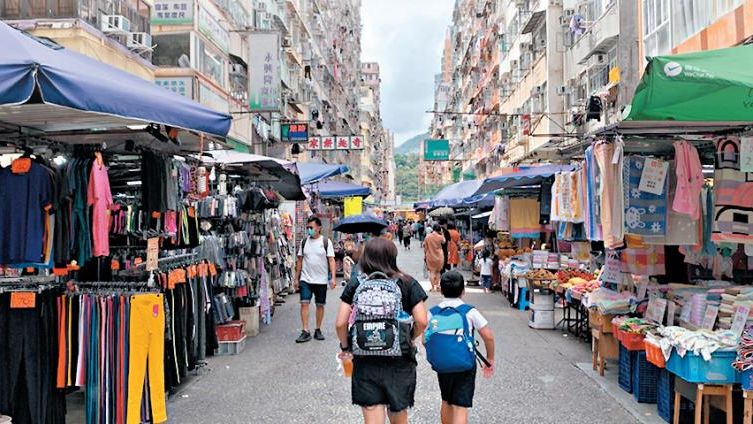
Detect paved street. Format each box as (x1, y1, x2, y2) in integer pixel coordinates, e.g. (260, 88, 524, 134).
(167, 240, 642, 423)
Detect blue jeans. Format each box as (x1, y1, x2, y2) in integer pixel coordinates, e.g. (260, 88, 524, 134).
(481, 275, 492, 289)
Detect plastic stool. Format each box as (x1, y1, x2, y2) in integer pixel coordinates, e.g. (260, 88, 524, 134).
(519, 287, 530, 311)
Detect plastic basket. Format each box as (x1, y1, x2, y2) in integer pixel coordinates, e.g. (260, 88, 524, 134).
(618, 344, 634, 393)
(632, 351, 659, 403)
(216, 320, 246, 342)
(621, 331, 646, 351)
(645, 339, 666, 368)
(657, 368, 694, 423)
(666, 349, 739, 384)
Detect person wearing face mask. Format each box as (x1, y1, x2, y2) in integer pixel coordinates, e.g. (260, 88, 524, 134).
(295, 216, 336, 343)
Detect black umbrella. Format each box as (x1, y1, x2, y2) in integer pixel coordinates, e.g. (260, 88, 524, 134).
(334, 214, 388, 234)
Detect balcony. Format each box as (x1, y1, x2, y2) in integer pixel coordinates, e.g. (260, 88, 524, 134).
(570, 1, 619, 65)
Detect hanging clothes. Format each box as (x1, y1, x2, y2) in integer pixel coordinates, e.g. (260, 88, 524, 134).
(490, 196, 509, 231)
(672, 140, 704, 219)
(88, 161, 114, 257)
(594, 140, 625, 249)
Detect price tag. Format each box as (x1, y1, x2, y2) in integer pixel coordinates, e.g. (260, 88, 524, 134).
(601, 252, 621, 284)
(701, 305, 719, 330)
(645, 297, 667, 323)
(741, 136, 753, 172)
(680, 301, 693, 323)
(10, 291, 36, 309)
(636, 281, 648, 300)
(146, 237, 159, 271)
(666, 301, 676, 327)
(638, 158, 669, 195)
(731, 304, 751, 339)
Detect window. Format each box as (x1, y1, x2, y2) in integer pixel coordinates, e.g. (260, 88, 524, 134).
(152, 33, 190, 67)
(671, 0, 710, 45)
(195, 37, 226, 88)
(642, 0, 670, 58)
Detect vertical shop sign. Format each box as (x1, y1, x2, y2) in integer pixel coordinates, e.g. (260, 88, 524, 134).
(146, 237, 159, 271)
(249, 33, 281, 112)
(152, 0, 193, 25)
(740, 136, 753, 172)
(198, 6, 229, 53)
(638, 158, 668, 195)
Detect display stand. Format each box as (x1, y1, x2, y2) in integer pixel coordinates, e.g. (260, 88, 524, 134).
(673, 377, 734, 424)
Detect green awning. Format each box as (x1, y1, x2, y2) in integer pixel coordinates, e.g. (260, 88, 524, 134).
(624, 45, 753, 123)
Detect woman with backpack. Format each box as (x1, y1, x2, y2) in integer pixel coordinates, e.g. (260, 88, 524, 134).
(335, 237, 428, 424)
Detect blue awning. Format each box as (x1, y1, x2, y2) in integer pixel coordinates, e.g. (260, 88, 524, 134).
(461, 191, 495, 208)
(429, 179, 483, 207)
(297, 163, 349, 185)
(0, 22, 231, 137)
(472, 165, 576, 197)
(313, 181, 370, 198)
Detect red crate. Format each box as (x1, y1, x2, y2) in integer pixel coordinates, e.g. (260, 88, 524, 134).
(644, 339, 665, 368)
(217, 320, 245, 341)
(621, 331, 646, 351)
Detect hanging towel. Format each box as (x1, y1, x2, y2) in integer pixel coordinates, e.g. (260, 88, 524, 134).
(673, 140, 704, 219)
(594, 141, 624, 249)
(584, 147, 603, 241)
(645, 161, 700, 246)
(623, 156, 668, 237)
(509, 198, 541, 239)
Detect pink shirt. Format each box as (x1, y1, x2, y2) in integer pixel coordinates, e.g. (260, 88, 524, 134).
(87, 162, 113, 257)
(673, 141, 704, 219)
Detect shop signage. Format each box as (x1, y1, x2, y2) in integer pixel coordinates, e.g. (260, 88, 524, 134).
(248, 33, 281, 112)
(198, 6, 230, 53)
(424, 139, 450, 161)
(638, 158, 668, 195)
(152, 0, 193, 25)
(306, 136, 365, 150)
(281, 123, 308, 142)
(146, 237, 159, 271)
(645, 297, 667, 324)
(601, 252, 621, 285)
(740, 136, 753, 172)
(522, 114, 531, 136)
(679, 301, 693, 323)
(155, 77, 194, 98)
(701, 305, 719, 330)
(731, 304, 751, 339)
(666, 301, 676, 326)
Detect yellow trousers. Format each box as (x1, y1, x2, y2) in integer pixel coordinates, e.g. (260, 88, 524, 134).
(126, 294, 167, 424)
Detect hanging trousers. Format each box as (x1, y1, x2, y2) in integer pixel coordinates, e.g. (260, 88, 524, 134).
(126, 294, 167, 424)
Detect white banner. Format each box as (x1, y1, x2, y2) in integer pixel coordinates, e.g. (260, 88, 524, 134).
(249, 33, 281, 112)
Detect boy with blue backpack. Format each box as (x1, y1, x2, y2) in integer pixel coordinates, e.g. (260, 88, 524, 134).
(425, 271, 495, 424)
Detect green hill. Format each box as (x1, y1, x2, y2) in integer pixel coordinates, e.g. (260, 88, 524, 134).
(395, 132, 428, 155)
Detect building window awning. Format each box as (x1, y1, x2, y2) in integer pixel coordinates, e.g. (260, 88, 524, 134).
(521, 10, 545, 34)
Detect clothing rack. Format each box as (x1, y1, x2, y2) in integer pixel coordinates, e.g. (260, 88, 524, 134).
(129, 252, 199, 270)
(0, 275, 57, 285)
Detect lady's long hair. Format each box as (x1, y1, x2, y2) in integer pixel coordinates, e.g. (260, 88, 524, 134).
(359, 237, 403, 279)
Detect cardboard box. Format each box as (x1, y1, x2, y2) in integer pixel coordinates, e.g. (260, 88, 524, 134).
(239, 306, 260, 337)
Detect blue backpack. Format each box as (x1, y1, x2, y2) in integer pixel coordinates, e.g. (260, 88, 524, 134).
(424, 304, 476, 373)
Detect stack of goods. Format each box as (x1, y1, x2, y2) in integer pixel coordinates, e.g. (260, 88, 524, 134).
(532, 250, 549, 269)
(657, 326, 738, 360)
(587, 288, 636, 315)
(546, 253, 560, 269)
(526, 269, 556, 285)
(733, 330, 753, 383)
(689, 293, 707, 326)
(717, 286, 753, 330)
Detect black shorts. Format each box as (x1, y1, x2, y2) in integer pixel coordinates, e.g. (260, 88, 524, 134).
(437, 367, 476, 408)
(352, 358, 417, 413)
(299, 281, 327, 305)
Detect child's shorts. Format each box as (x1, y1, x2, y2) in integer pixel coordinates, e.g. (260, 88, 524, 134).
(481, 275, 492, 289)
(437, 366, 476, 408)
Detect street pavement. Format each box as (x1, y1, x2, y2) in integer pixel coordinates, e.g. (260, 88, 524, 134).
(167, 239, 641, 423)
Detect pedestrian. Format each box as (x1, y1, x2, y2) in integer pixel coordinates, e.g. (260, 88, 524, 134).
(447, 223, 460, 269)
(423, 224, 445, 292)
(424, 271, 495, 424)
(335, 237, 428, 424)
(403, 224, 412, 251)
(420, 221, 428, 240)
(438, 218, 452, 272)
(479, 250, 494, 294)
(294, 216, 336, 343)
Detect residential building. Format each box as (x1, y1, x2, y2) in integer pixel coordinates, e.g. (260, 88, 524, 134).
(358, 61, 392, 203)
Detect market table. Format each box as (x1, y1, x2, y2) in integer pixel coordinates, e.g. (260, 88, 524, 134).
(673, 377, 734, 424)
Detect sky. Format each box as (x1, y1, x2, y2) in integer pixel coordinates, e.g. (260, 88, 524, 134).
(361, 0, 454, 146)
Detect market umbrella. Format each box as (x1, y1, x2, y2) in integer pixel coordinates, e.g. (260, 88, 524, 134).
(429, 207, 454, 217)
(333, 214, 388, 234)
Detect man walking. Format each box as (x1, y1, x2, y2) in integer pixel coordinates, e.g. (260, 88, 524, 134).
(295, 216, 336, 343)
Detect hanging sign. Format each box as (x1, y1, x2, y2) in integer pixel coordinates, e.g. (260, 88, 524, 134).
(601, 252, 621, 285)
(281, 123, 309, 142)
(522, 114, 531, 136)
(731, 304, 751, 339)
(305, 135, 364, 151)
(248, 33, 281, 112)
(10, 292, 36, 309)
(424, 139, 450, 161)
(701, 305, 719, 330)
(152, 0, 193, 25)
(146, 237, 159, 271)
(638, 158, 669, 195)
(740, 136, 753, 172)
(666, 301, 676, 326)
(349, 136, 364, 150)
(645, 297, 667, 323)
(679, 301, 693, 323)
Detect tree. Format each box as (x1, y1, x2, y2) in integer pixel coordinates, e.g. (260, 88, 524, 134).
(394, 153, 441, 204)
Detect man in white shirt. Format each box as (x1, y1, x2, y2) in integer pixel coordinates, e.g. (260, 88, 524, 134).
(295, 216, 336, 343)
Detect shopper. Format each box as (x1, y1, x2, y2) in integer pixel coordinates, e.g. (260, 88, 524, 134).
(294, 216, 336, 343)
(423, 224, 445, 292)
(438, 218, 452, 272)
(335, 237, 428, 424)
(447, 223, 461, 269)
(479, 250, 493, 294)
(402, 223, 412, 251)
(425, 271, 495, 424)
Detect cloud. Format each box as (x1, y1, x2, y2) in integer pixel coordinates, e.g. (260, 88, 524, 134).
(361, 0, 454, 146)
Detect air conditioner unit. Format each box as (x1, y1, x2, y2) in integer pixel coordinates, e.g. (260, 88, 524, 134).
(126, 32, 152, 50)
(101, 15, 130, 33)
(281, 36, 292, 48)
(531, 85, 544, 96)
(589, 54, 606, 67)
(556, 86, 568, 96)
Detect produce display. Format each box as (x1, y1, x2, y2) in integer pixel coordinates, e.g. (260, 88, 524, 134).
(526, 269, 556, 280)
(555, 269, 594, 285)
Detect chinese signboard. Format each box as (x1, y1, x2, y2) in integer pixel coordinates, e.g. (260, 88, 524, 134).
(198, 6, 230, 53)
(281, 123, 308, 142)
(155, 77, 194, 98)
(306, 136, 364, 150)
(249, 33, 281, 112)
(423, 139, 450, 161)
(152, 0, 193, 25)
